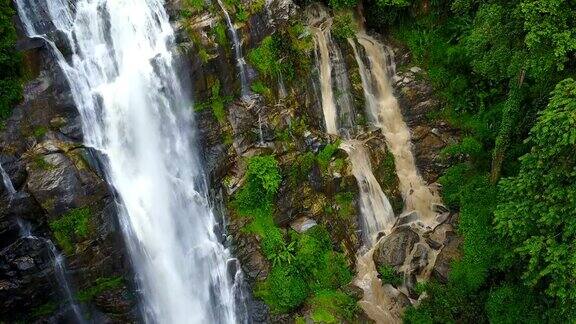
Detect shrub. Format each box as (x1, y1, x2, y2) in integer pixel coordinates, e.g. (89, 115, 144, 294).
(49, 207, 92, 254)
(331, 12, 356, 40)
(77, 276, 124, 302)
(0, 3, 23, 121)
(256, 265, 309, 313)
(30, 301, 58, 319)
(309, 290, 359, 323)
(334, 192, 354, 218)
(328, 0, 358, 10)
(378, 264, 403, 286)
(317, 141, 340, 171)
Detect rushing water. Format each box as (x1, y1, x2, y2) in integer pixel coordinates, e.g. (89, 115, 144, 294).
(341, 141, 395, 245)
(17, 219, 85, 323)
(15, 0, 245, 323)
(355, 33, 440, 224)
(0, 163, 16, 196)
(216, 0, 250, 97)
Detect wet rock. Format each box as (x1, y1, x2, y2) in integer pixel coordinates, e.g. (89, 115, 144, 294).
(290, 217, 317, 233)
(0, 237, 54, 320)
(373, 227, 419, 267)
(409, 243, 429, 273)
(432, 232, 462, 283)
(25, 149, 107, 217)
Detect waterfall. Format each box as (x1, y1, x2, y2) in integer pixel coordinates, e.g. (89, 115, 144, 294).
(17, 219, 85, 323)
(216, 0, 250, 97)
(340, 141, 395, 246)
(311, 24, 338, 135)
(355, 33, 439, 223)
(0, 163, 16, 196)
(15, 1, 245, 323)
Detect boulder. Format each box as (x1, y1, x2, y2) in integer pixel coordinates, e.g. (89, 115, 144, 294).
(373, 227, 419, 268)
(432, 232, 462, 283)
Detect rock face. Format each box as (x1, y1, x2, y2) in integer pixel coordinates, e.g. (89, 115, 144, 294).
(373, 227, 419, 268)
(0, 30, 135, 322)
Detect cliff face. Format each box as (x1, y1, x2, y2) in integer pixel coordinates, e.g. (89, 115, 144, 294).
(0, 22, 135, 322)
(0, 0, 461, 323)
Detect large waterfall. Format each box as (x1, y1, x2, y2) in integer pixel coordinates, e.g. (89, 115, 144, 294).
(15, 0, 244, 323)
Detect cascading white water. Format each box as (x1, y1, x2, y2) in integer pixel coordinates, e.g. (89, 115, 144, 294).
(340, 141, 395, 246)
(0, 163, 16, 196)
(216, 0, 250, 97)
(15, 1, 245, 323)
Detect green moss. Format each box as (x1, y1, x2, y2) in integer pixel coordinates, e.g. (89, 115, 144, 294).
(180, 0, 205, 16)
(49, 207, 92, 254)
(0, 2, 23, 121)
(213, 22, 229, 49)
(30, 301, 58, 319)
(77, 276, 124, 302)
(33, 126, 48, 139)
(234, 4, 249, 22)
(251, 81, 272, 98)
(317, 141, 340, 172)
(328, 0, 358, 10)
(247, 0, 266, 13)
(378, 264, 403, 286)
(289, 151, 315, 186)
(334, 192, 354, 219)
(34, 155, 54, 170)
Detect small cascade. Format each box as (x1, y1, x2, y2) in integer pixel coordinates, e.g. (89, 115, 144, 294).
(0, 162, 16, 196)
(341, 141, 395, 245)
(355, 33, 440, 224)
(278, 71, 287, 99)
(16, 219, 85, 323)
(257, 109, 265, 146)
(216, 0, 250, 97)
(310, 23, 338, 135)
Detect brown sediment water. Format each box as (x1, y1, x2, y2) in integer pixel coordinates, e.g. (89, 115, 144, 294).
(355, 32, 440, 225)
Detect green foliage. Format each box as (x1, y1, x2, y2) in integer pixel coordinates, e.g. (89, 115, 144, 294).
(250, 80, 272, 98)
(331, 12, 356, 40)
(180, 0, 205, 16)
(77, 276, 124, 302)
(235, 155, 282, 213)
(378, 264, 403, 286)
(317, 141, 340, 172)
(49, 207, 92, 254)
(0, 2, 23, 120)
(199, 80, 230, 124)
(256, 265, 309, 313)
(486, 284, 540, 324)
(30, 301, 58, 319)
(494, 79, 576, 308)
(213, 22, 229, 49)
(248, 36, 283, 78)
(309, 290, 359, 323)
(289, 151, 316, 186)
(328, 0, 358, 10)
(257, 226, 354, 314)
(248, 24, 313, 83)
(334, 192, 354, 218)
(234, 4, 249, 22)
(247, 0, 266, 13)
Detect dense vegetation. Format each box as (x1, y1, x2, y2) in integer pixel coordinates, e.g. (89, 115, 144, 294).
(328, 0, 576, 321)
(233, 155, 359, 321)
(0, 1, 22, 123)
